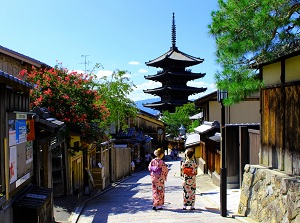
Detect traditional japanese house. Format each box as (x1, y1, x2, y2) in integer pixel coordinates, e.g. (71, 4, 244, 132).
(143, 13, 207, 113)
(238, 48, 300, 222)
(0, 71, 53, 223)
(130, 109, 166, 152)
(0, 46, 69, 198)
(193, 91, 260, 187)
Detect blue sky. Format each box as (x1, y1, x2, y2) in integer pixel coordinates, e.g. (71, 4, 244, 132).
(1, 0, 219, 101)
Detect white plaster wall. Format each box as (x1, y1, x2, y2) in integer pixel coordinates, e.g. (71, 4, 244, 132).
(262, 62, 281, 86)
(230, 101, 260, 124)
(286, 55, 300, 83)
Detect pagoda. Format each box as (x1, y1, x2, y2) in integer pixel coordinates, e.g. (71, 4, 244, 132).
(143, 13, 207, 113)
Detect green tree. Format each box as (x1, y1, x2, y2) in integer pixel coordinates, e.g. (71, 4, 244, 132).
(160, 103, 200, 136)
(96, 69, 138, 132)
(209, 0, 300, 105)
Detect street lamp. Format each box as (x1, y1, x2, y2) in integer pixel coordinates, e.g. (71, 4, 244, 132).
(177, 124, 186, 151)
(217, 89, 228, 217)
(178, 124, 186, 136)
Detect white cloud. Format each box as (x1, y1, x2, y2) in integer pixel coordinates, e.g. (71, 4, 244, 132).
(128, 61, 140, 65)
(128, 80, 161, 101)
(188, 81, 217, 100)
(95, 69, 113, 78)
(94, 69, 133, 80)
(138, 68, 148, 73)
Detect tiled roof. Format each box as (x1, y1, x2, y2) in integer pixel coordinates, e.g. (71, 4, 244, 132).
(189, 112, 203, 120)
(209, 132, 221, 142)
(144, 70, 206, 81)
(194, 121, 220, 134)
(185, 133, 200, 147)
(146, 48, 204, 68)
(0, 70, 32, 88)
(144, 85, 206, 94)
(143, 99, 191, 107)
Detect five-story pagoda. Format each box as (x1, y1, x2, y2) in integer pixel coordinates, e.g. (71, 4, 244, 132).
(143, 13, 207, 113)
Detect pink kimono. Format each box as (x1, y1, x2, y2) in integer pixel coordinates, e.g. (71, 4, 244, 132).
(148, 158, 168, 207)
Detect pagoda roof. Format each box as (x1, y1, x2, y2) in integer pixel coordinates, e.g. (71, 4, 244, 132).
(145, 13, 204, 68)
(143, 100, 191, 112)
(145, 70, 205, 81)
(144, 85, 207, 96)
(146, 48, 204, 68)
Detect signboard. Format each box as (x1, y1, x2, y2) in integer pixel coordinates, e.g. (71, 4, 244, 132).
(7, 112, 35, 193)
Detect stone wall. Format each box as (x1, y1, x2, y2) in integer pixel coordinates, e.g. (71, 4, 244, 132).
(238, 164, 300, 223)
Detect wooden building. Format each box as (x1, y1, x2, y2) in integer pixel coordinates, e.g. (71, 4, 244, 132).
(259, 49, 300, 173)
(194, 90, 260, 124)
(193, 91, 260, 187)
(0, 46, 72, 196)
(143, 13, 207, 113)
(0, 70, 53, 223)
(238, 49, 300, 222)
(130, 110, 166, 152)
(0, 45, 50, 75)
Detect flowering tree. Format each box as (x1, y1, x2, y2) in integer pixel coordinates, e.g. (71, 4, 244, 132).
(18, 64, 110, 138)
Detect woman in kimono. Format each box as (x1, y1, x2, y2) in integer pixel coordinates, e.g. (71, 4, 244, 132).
(181, 149, 198, 210)
(148, 148, 168, 210)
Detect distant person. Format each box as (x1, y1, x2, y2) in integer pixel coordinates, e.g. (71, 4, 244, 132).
(131, 160, 135, 172)
(145, 152, 151, 167)
(148, 148, 169, 210)
(173, 146, 178, 160)
(181, 149, 197, 210)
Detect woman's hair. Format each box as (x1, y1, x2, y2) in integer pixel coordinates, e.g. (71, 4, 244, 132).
(154, 148, 164, 157)
(185, 149, 194, 159)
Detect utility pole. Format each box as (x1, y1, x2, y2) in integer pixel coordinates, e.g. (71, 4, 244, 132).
(82, 54, 91, 196)
(81, 55, 90, 74)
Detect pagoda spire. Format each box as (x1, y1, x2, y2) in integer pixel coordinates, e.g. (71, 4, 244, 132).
(172, 12, 177, 50)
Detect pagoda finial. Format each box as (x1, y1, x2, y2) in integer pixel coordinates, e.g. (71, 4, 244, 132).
(172, 12, 177, 50)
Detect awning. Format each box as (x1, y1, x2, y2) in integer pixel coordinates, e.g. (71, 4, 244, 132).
(185, 133, 200, 147)
(37, 118, 65, 133)
(209, 132, 221, 142)
(33, 107, 65, 134)
(194, 121, 220, 134)
(189, 112, 203, 120)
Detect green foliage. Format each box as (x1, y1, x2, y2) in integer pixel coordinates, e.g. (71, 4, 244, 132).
(96, 69, 138, 131)
(209, 0, 300, 105)
(189, 119, 200, 132)
(161, 103, 200, 136)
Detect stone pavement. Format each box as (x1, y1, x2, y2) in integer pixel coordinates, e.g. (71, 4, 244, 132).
(52, 154, 257, 223)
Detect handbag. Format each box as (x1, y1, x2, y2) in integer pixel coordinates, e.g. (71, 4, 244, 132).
(183, 167, 196, 176)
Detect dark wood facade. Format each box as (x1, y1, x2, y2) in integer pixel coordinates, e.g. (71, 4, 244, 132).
(258, 50, 300, 175)
(261, 82, 300, 174)
(143, 13, 207, 113)
(0, 70, 55, 223)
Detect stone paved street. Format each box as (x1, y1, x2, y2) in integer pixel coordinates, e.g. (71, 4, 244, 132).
(73, 158, 245, 223)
